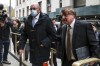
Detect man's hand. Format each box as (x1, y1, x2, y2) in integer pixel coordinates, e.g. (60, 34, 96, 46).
(19, 49, 24, 55)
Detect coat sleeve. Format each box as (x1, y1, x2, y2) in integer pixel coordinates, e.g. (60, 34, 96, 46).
(86, 23, 100, 58)
(19, 22, 28, 49)
(41, 17, 56, 47)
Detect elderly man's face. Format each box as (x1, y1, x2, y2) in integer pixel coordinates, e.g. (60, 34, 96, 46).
(30, 4, 40, 13)
(61, 14, 75, 25)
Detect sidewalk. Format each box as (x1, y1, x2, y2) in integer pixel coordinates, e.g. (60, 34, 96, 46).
(3, 54, 19, 66)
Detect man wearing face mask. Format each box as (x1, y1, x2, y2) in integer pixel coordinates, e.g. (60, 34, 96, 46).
(19, 3, 56, 66)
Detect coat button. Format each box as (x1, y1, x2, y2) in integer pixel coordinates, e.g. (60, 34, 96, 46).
(31, 30, 35, 32)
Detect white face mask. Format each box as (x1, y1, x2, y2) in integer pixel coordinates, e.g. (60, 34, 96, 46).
(31, 10, 38, 17)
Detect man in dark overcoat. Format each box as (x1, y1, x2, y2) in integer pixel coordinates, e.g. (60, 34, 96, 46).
(19, 3, 56, 66)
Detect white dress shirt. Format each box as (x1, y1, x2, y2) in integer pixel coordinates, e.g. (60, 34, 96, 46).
(32, 13, 40, 27)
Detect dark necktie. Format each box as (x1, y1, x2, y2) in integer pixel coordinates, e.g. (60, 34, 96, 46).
(67, 25, 71, 60)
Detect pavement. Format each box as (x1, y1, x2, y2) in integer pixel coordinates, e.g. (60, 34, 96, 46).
(3, 54, 19, 66)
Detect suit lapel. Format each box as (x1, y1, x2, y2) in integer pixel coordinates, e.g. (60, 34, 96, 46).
(72, 20, 79, 48)
(34, 13, 45, 27)
(72, 20, 80, 59)
(34, 18, 42, 27)
(72, 20, 79, 59)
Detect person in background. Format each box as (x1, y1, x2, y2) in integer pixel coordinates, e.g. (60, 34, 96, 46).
(56, 16, 64, 59)
(19, 3, 56, 66)
(0, 13, 13, 66)
(51, 18, 58, 31)
(0, 18, 5, 66)
(19, 18, 30, 61)
(91, 22, 99, 41)
(49, 18, 58, 66)
(11, 19, 21, 54)
(60, 7, 100, 66)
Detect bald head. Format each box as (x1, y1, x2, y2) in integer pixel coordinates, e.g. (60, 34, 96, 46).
(30, 3, 41, 16)
(30, 3, 41, 11)
(31, 3, 39, 7)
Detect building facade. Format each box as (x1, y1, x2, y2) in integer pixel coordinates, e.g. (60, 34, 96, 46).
(15, 0, 47, 19)
(3, 5, 15, 18)
(15, 0, 100, 20)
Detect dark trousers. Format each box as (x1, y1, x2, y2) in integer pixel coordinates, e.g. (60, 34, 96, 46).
(0, 41, 3, 63)
(25, 50, 28, 61)
(53, 53, 57, 66)
(0, 39, 10, 62)
(25, 43, 30, 61)
(2, 40, 10, 61)
(62, 59, 75, 66)
(62, 52, 76, 66)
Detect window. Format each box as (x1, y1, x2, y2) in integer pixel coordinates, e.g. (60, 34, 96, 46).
(60, 0, 62, 8)
(38, 1, 42, 8)
(74, 0, 86, 8)
(16, 11, 18, 17)
(47, 0, 51, 13)
(19, 9, 21, 17)
(17, 0, 18, 6)
(22, 8, 25, 17)
(19, 0, 21, 4)
(23, 0, 25, 2)
(27, 6, 29, 16)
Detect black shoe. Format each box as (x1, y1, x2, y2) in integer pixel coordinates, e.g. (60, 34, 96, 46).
(0, 63, 3, 66)
(2, 60, 11, 64)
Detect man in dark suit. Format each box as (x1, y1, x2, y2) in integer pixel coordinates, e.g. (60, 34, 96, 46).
(49, 18, 58, 66)
(60, 7, 100, 66)
(19, 3, 56, 66)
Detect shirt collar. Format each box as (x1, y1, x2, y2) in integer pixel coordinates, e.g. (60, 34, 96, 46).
(70, 19, 75, 29)
(34, 13, 40, 20)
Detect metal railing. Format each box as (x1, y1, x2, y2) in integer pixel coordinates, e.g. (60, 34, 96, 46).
(10, 32, 28, 66)
(72, 58, 100, 66)
(11, 32, 100, 66)
(50, 48, 56, 66)
(11, 32, 21, 55)
(10, 32, 56, 66)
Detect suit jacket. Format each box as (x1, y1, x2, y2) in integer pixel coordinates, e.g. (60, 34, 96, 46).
(61, 20, 100, 62)
(19, 12, 56, 64)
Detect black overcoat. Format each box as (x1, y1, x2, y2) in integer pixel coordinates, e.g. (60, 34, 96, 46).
(19, 13, 56, 64)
